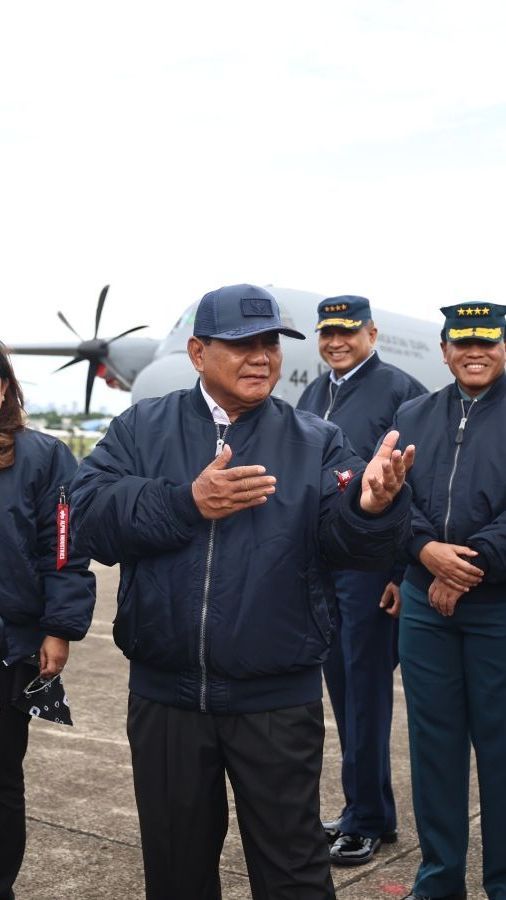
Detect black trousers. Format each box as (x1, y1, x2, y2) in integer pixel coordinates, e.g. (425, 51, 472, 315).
(127, 695, 335, 900)
(0, 664, 30, 900)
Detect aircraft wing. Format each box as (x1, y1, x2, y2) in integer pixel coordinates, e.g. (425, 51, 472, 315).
(7, 343, 80, 357)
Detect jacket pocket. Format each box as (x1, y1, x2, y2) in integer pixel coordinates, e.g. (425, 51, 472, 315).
(306, 566, 334, 646)
(112, 563, 138, 657)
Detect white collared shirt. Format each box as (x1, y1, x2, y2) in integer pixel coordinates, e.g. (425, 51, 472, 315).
(329, 349, 375, 386)
(199, 380, 231, 426)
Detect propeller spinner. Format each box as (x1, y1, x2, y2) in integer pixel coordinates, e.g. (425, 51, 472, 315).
(55, 286, 148, 413)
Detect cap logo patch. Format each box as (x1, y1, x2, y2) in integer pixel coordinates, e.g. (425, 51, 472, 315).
(323, 303, 349, 313)
(448, 326, 503, 340)
(457, 306, 491, 316)
(241, 298, 274, 317)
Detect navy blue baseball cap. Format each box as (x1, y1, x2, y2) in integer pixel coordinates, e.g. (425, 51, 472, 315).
(193, 284, 305, 341)
(440, 302, 506, 343)
(315, 295, 372, 332)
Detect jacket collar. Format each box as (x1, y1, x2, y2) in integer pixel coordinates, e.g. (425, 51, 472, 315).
(327, 351, 380, 387)
(450, 370, 506, 403)
(189, 380, 273, 425)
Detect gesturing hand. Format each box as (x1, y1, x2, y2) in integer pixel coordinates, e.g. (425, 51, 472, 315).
(192, 444, 277, 520)
(360, 431, 415, 515)
(419, 541, 483, 592)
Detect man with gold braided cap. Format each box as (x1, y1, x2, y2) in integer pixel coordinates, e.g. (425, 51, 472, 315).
(297, 295, 427, 866)
(389, 301, 506, 900)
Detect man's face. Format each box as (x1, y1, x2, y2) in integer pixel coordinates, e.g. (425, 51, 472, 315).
(187, 332, 282, 418)
(442, 338, 506, 395)
(318, 323, 377, 376)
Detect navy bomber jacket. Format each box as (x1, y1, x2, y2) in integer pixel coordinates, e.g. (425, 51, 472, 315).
(0, 429, 96, 663)
(392, 373, 506, 602)
(70, 383, 412, 714)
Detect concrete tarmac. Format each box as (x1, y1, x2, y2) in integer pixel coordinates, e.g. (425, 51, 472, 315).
(15, 563, 486, 899)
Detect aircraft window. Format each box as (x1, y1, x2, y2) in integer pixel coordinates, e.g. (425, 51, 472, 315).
(170, 305, 197, 333)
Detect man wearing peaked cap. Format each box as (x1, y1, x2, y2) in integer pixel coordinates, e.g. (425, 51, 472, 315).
(314, 295, 373, 334)
(70, 283, 416, 900)
(389, 302, 506, 899)
(440, 301, 506, 343)
(298, 294, 427, 867)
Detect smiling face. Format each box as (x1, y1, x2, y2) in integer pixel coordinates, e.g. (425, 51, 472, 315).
(318, 322, 377, 376)
(442, 338, 506, 395)
(187, 332, 282, 420)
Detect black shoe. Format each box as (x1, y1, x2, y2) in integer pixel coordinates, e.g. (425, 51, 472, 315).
(329, 829, 398, 866)
(322, 815, 397, 846)
(401, 894, 431, 900)
(401, 892, 467, 899)
(322, 815, 344, 844)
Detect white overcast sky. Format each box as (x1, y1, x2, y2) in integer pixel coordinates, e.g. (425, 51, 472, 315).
(2, 0, 506, 412)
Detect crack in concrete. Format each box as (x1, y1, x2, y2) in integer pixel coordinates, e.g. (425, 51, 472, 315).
(26, 815, 140, 850)
(26, 810, 483, 892)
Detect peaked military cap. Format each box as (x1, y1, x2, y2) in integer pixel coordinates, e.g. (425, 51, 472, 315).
(315, 295, 372, 332)
(194, 284, 305, 341)
(440, 302, 506, 343)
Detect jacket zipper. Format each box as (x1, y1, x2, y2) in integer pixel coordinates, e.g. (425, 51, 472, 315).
(444, 398, 476, 541)
(198, 422, 230, 712)
(324, 380, 341, 420)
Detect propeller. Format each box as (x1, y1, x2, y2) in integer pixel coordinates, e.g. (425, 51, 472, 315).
(55, 285, 148, 413)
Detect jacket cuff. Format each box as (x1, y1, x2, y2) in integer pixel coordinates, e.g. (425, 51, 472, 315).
(390, 561, 406, 586)
(40, 627, 81, 641)
(409, 534, 435, 559)
(467, 549, 490, 577)
(169, 483, 203, 527)
(343, 477, 412, 529)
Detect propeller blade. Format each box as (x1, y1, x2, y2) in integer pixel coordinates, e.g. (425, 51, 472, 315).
(57, 312, 82, 340)
(54, 357, 84, 373)
(85, 361, 99, 414)
(108, 325, 148, 344)
(94, 285, 110, 338)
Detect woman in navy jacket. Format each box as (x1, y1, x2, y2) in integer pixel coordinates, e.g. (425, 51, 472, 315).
(392, 304, 506, 900)
(0, 344, 95, 900)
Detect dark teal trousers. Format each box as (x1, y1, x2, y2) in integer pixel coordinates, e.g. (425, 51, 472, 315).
(399, 581, 506, 900)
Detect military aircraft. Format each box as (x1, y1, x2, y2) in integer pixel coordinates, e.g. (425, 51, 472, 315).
(8, 284, 450, 411)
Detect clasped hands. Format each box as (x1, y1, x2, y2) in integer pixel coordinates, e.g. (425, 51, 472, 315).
(419, 541, 484, 617)
(192, 431, 415, 521)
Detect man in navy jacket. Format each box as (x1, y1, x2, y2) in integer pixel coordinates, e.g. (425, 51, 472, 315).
(71, 284, 414, 900)
(393, 303, 506, 900)
(297, 296, 426, 866)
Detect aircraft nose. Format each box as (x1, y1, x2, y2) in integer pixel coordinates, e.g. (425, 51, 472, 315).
(131, 352, 196, 403)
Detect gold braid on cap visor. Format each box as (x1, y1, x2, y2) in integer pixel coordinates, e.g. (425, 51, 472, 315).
(317, 318, 363, 330)
(448, 326, 503, 340)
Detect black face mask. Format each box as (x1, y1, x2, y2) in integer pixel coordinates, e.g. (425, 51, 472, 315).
(11, 656, 73, 726)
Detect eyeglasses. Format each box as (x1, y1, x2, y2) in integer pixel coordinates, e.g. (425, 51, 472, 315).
(23, 673, 61, 696)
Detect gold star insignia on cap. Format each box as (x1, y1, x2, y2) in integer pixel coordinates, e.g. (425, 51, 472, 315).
(457, 307, 466, 316)
(465, 307, 474, 315)
(482, 306, 490, 314)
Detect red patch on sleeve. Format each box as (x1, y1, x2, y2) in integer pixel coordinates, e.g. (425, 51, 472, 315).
(335, 469, 353, 492)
